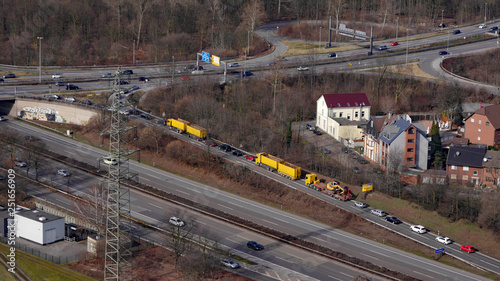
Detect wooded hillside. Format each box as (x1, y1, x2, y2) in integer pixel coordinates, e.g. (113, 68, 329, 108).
(0, 0, 498, 66)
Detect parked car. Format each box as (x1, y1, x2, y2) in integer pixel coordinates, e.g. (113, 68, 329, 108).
(219, 144, 232, 152)
(452, 29, 461, 34)
(391, 41, 398, 46)
(297, 66, 309, 71)
(221, 259, 240, 269)
(169, 216, 185, 227)
(247, 241, 264, 251)
(138, 76, 150, 82)
(232, 150, 243, 156)
(65, 97, 77, 102)
(3, 73, 15, 78)
(313, 129, 322, 135)
(385, 217, 402, 224)
(358, 158, 368, 164)
(14, 159, 27, 167)
(140, 114, 152, 120)
(354, 201, 367, 208)
(0, 78, 4, 83)
(438, 50, 449, 55)
(410, 225, 427, 234)
(306, 123, 315, 131)
(438, 23, 446, 28)
(102, 73, 113, 78)
(378, 45, 388, 50)
(436, 236, 452, 244)
(245, 155, 256, 161)
(479, 24, 487, 29)
(0, 116, 6, 121)
(52, 74, 61, 79)
(66, 84, 80, 90)
(205, 140, 218, 147)
(352, 167, 361, 174)
(118, 80, 129, 85)
(328, 53, 338, 57)
(81, 100, 92, 105)
(320, 147, 330, 154)
(57, 169, 70, 177)
(342, 147, 349, 154)
(370, 209, 386, 217)
(460, 245, 475, 253)
(229, 62, 240, 67)
(55, 81, 66, 86)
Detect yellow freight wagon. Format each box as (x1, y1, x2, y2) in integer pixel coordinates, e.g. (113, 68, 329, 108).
(256, 153, 283, 171)
(186, 124, 207, 140)
(167, 118, 190, 133)
(278, 162, 301, 180)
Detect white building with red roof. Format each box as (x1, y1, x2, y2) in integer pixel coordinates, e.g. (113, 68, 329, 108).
(316, 93, 371, 141)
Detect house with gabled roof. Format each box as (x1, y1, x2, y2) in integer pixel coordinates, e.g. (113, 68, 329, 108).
(463, 104, 500, 147)
(446, 146, 487, 186)
(316, 93, 371, 141)
(378, 119, 428, 172)
(482, 150, 500, 187)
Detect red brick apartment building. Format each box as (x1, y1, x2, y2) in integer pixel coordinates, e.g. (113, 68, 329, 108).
(447, 146, 487, 186)
(464, 104, 500, 147)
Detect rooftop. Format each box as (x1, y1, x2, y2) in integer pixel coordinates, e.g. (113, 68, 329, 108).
(16, 209, 64, 223)
(322, 93, 371, 109)
(446, 146, 487, 168)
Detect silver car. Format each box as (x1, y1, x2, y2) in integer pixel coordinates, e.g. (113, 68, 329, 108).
(370, 209, 386, 217)
(221, 259, 240, 269)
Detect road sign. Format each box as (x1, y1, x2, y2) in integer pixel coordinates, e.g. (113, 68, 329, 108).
(202, 51, 210, 63)
(435, 248, 445, 254)
(212, 55, 220, 66)
(362, 183, 373, 192)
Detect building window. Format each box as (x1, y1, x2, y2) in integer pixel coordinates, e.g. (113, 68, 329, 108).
(451, 165, 457, 170)
(407, 139, 414, 143)
(473, 171, 478, 176)
(478, 128, 481, 132)
(486, 177, 492, 182)
(478, 137, 481, 141)
(471, 118, 475, 123)
(451, 174, 457, 179)
(479, 120, 482, 125)
(339, 112, 343, 118)
(347, 114, 351, 120)
(486, 122, 490, 126)
(487, 168, 492, 173)
(355, 111, 359, 118)
(407, 157, 414, 162)
(407, 148, 414, 152)
(362, 111, 365, 118)
(322, 109, 324, 116)
(463, 166, 469, 171)
(408, 127, 415, 134)
(332, 112, 336, 118)
(463, 175, 468, 180)
(497, 130, 500, 136)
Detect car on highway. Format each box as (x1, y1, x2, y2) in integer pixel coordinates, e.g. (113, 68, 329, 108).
(385, 216, 402, 224)
(121, 69, 134, 75)
(169, 216, 185, 227)
(119, 109, 130, 115)
(328, 53, 338, 57)
(51, 94, 61, 100)
(438, 23, 445, 28)
(62, 96, 76, 102)
(435, 236, 452, 244)
(479, 24, 487, 29)
(218, 144, 232, 152)
(242, 71, 253, 77)
(410, 225, 427, 234)
(130, 109, 140, 115)
(0, 116, 6, 121)
(229, 62, 240, 67)
(0, 78, 4, 83)
(370, 209, 386, 217)
(297, 66, 309, 71)
(103, 156, 118, 165)
(354, 201, 367, 208)
(140, 114, 152, 120)
(81, 99, 92, 105)
(117, 80, 129, 85)
(460, 245, 475, 253)
(102, 73, 113, 78)
(3, 73, 15, 79)
(138, 76, 149, 82)
(221, 259, 240, 269)
(66, 84, 80, 90)
(57, 169, 70, 177)
(391, 41, 398, 46)
(378, 45, 388, 50)
(205, 140, 217, 147)
(247, 241, 264, 251)
(55, 81, 66, 86)
(232, 150, 243, 156)
(438, 50, 449, 55)
(14, 159, 27, 167)
(245, 155, 256, 161)
(452, 29, 461, 34)
(52, 74, 61, 79)
(490, 26, 499, 31)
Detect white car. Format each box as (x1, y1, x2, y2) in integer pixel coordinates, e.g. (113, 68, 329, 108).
(410, 225, 427, 234)
(435, 236, 452, 244)
(370, 209, 386, 217)
(51, 94, 61, 99)
(229, 62, 240, 67)
(65, 97, 77, 102)
(221, 259, 240, 269)
(0, 116, 7, 121)
(354, 201, 367, 208)
(169, 216, 185, 227)
(57, 169, 70, 177)
(52, 74, 61, 79)
(14, 159, 27, 167)
(103, 156, 118, 165)
(479, 24, 487, 29)
(119, 109, 130, 115)
(297, 66, 309, 71)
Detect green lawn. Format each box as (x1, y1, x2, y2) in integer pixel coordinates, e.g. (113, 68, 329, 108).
(0, 243, 97, 281)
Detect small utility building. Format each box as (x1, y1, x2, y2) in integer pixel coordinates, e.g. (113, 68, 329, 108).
(15, 209, 65, 245)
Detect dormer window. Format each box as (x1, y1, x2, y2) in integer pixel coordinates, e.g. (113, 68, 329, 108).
(355, 102, 358, 106)
(337, 103, 341, 107)
(347, 102, 350, 106)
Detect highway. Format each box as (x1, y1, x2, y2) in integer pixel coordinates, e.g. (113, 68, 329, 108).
(2, 119, 496, 281)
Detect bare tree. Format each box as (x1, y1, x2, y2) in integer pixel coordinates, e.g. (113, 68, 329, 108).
(21, 139, 46, 181)
(164, 209, 197, 271)
(132, 0, 155, 49)
(0, 129, 19, 163)
(241, 0, 267, 38)
(72, 183, 107, 238)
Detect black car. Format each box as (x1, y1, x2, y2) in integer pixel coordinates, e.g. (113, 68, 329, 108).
(452, 29, 461, 34)
(138, 77, 150, 82)
(218, 144, 232, 152)
(0, 78, 4, 83)
(438, 23, 446, 28)
(140, 114, 152, 120)
(3, 73, 15, 79)
(328, 53, 338, 57)
(66, 84, 79, 90)
(342, 147, 349, 154)
(358, 158, 368, 164)
(121, 69, 134, 75)
(232, 150, 243, 156)
(118, 80, 129, 85)
(81, 99, 92, 105)
(490, 26, 499, 31)
(320, 147, 330, 154)
(313, 129, 322, 135)
(385, 217, 402, 224)
(55, 81, 66, 86)
(131, 109, 140, 115)
(247, 241, 264, 251)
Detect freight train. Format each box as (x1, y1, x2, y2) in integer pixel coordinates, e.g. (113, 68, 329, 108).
(255, 152, 301, 180)
(166, 118, 207, 140)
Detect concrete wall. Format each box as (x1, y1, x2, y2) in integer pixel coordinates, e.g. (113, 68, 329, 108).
(8, 98, 98, 125)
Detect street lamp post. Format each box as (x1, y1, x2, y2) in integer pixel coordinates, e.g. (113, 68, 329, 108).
(133, 40, 136, 65)
(485, 2, 487, 24)
(406, 29, 409, 64)
(247, 30, 250, 59)
(37, 37, 43, 84)
(441, 10, 444, 32)
(396, 18, 399, 39)
(447, 29, 450, 51)
(319, 26, 322, 50)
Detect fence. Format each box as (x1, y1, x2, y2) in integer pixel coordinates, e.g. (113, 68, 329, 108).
(0, 236, 80, 264)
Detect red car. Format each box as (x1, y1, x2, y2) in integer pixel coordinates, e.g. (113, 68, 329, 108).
(181, 76, 191, 81)
(391, 41, 398, 46)
(245, 155, 256, 161)
(460, 245, 475, 253)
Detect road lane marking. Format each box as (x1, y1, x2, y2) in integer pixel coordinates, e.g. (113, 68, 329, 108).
(148, 203, 162, 209)
(262, 219, 278, 226)
(413, 271, 434, 279)
(480, 259, 499, 268)
(218, 204, 233, 210)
